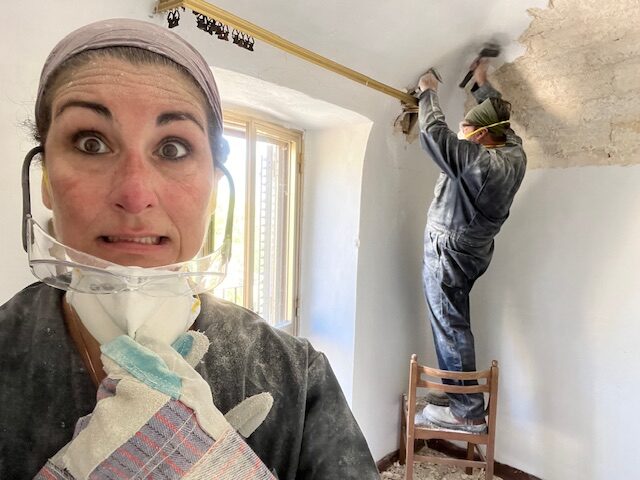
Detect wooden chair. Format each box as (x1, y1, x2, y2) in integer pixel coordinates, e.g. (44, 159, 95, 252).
(399, 355, 499, 480)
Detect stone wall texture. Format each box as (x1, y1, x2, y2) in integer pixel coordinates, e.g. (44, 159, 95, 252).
(488, 0, 640, 169)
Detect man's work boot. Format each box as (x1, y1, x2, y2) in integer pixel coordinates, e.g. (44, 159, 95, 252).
(422, 404, 487, 433)
(425, 389, 449, 407)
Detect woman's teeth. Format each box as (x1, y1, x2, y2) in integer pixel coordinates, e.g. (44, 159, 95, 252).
(106, 236, 161, 245)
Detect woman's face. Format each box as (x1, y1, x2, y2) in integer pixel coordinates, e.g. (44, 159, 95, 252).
(42, 57, 216, 267)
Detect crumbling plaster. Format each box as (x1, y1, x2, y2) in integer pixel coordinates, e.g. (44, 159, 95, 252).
(489, 0, 640, 168)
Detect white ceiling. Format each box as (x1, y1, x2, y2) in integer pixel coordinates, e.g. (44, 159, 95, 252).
(206, 0, 548, 93)
(1, 0, 551, 131)
(174, 0, 549, 129)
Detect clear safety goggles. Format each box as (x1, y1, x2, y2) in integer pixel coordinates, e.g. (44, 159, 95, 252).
(21, 146, 235, 296)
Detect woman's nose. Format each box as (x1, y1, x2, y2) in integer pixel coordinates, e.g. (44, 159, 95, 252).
(109, 152, 158, 214)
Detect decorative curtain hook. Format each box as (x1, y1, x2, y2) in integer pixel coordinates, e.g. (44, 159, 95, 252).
(231, 29, 240, 45)
(195, 13, 209, 31)
(246, 36, 255, 52)
(167, 9, 180, 29)
(205, 17, 215, 35)
(182, 15, 252, 50)
(237, 33, 247, 48)
(217, 24, 230, 41)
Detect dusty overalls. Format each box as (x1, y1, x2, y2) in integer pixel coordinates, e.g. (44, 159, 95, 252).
(418, 82, 527, 420)
(423, 230, 494, 419)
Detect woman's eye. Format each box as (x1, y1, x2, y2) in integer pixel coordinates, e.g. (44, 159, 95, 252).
(157, 140, 189, 160)
(74, 134, 110, 154)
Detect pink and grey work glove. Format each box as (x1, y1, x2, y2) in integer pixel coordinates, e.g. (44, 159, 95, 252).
(35, 328, 275, 479)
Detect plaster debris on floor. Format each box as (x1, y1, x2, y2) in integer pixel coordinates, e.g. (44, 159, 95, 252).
(380, 447, 503, 480)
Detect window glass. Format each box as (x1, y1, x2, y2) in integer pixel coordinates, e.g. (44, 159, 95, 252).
(212, 114, 302, 334)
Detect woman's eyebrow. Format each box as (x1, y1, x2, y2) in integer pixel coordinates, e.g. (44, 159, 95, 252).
(157, 111, 204, 132)
(54, 101, 111, 120)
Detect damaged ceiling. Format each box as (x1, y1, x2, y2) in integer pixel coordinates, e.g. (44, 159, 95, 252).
(492, 0, 640, 168)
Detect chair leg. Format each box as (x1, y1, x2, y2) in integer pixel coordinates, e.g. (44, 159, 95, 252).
(404, 408, 416, 480)
(404, 425, 414, 479)
(486, 463, 494, 480)
(486, 440, 495, 480)
(405, 446, 414, 480)
(465, 442, 474, 475)
(399, 400, 407, 465)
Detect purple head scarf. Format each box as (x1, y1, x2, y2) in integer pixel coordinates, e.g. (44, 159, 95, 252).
(36, 18, 222, 147)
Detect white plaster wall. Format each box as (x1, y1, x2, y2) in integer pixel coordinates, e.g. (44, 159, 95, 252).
(351, 114, 439, 457)
(298, 124, 372, 404)
(470, 2, 640, 477)
(472, 166, 640, 479)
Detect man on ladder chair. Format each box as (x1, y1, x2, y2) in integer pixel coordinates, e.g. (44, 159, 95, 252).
(416, 58, 526, 431)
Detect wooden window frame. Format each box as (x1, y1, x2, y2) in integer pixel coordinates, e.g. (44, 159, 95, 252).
(220, 110, 303, 335)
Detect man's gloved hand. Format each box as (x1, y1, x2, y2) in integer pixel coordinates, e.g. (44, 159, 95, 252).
(418, 68, 440, 93)
(471, 57, 489, 86)
(35, 328, 275, 480)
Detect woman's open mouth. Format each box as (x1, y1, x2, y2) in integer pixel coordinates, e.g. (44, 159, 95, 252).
(101, 236, 167, 246)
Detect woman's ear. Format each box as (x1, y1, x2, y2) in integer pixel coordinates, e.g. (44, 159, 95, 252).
(41, 167, 52, 210)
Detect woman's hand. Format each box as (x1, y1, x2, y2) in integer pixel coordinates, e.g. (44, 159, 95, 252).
(35, 331, 276, 480)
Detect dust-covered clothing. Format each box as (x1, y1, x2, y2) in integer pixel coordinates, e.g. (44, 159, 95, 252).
(418, 82, 526, 419)
(0, 282, 379, 479)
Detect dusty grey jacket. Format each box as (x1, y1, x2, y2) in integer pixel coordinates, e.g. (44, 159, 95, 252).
(418, 82, 527, 245)
(0, 282, 379, 479)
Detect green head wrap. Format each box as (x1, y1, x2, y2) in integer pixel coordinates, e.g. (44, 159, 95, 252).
(464, 98, 509, 137)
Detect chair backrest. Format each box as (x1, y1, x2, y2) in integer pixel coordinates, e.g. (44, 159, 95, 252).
(407, 354, 499, 437)
(409, 353, 497, 396)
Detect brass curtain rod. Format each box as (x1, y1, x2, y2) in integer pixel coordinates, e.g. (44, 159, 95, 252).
(156, 0, 418, 106)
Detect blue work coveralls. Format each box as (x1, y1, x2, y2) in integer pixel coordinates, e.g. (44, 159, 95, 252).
(418, 82, 527, 419)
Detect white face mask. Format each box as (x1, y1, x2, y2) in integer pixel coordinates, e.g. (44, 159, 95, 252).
(66, 266, 201, 345)
(457, 130, 468, 140)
